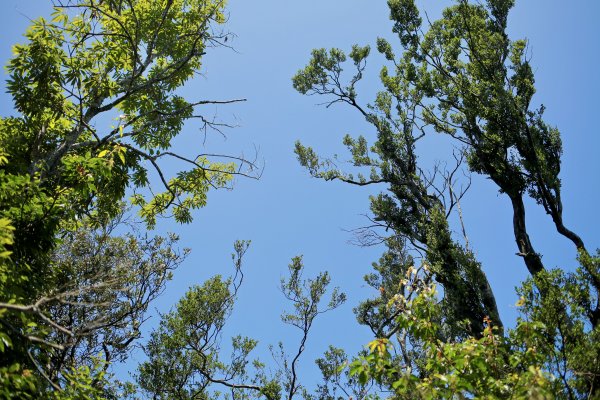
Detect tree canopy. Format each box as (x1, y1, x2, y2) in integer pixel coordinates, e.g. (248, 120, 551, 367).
(0, 0, 598, 399)
(292, 0, 599, 397)
(0, 0, 255, 396)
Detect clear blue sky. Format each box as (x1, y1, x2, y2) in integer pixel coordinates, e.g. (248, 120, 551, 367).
(1, 0, 599, 391)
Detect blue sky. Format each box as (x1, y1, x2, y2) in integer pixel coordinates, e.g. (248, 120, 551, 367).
(1, 0, 599, 391)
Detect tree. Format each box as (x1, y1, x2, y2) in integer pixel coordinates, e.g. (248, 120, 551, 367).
(1, 213, 187, 395)
(0, 0, 255, 396)
(293, 0, 599, 398)
(2, 0, 598, 398)
(45, 215, 187, 385)
(136, 243, 346, 400)
(293, 39, 501, 341)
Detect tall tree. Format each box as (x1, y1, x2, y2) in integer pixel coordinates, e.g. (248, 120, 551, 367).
(293, 44, 501, 339)
(293, 0, 599, 397)
(45, 216, 187, 384)
(0, 0, 255, 395)
(137, 244, 346, 400)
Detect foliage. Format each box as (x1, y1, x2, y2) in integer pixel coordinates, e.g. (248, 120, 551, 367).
(309, 346, 373, 400)
(137, 241, 255, 399)
(0, 0, 598, 398)
(0, 0, 254, 396)
(3, 0, 245, 228)
(137, 243, 345, 400)
(0, 214, 188, 396)
(46, 216, 187, 379)
(346, 253, 600, 399)
(277, 256, 347, 399)
(349, 270, 555, 399)
(514, 252, 600, 397)
(293, 23, 502, 341)
(293, 0, 599, 398)
(49, 361, 111, 400)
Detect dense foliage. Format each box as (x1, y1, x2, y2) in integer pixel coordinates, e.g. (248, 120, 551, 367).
(293, 0, 599, 398)
(0, 0, 252, 397)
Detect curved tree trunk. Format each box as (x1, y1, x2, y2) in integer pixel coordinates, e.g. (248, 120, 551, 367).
(510, 194, 545, 276)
